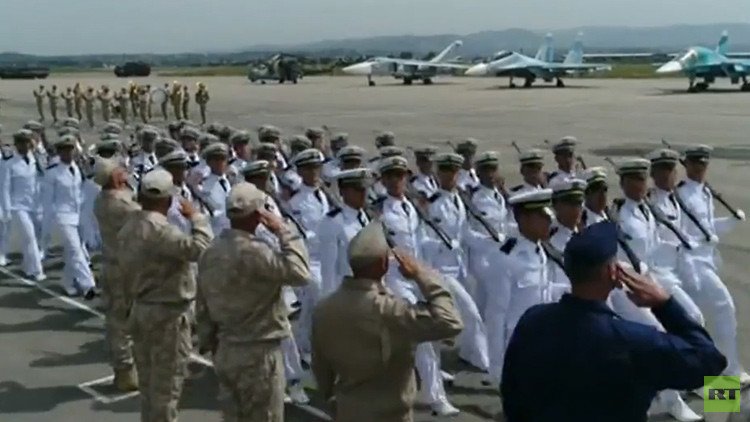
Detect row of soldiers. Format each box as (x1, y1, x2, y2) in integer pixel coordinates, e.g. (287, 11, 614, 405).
(31, 81, 210, 128)
(0, 118, 746, 421)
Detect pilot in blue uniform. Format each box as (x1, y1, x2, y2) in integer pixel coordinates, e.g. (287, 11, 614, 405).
(501, 221, 727, 422)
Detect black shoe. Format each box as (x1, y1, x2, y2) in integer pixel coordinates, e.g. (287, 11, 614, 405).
(83, 288, 96, 301)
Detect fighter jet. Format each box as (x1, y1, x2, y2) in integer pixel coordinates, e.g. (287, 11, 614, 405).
(248, 54, 303, 84)
(465, 34, 611, 88)
(656, 31, 750, 92)
(342, 40, 469, 86)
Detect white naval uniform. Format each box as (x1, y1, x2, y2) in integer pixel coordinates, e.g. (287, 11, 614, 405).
(41, 161, 95, 292)
(79, 177, 102, 251)
(321, 158, 340, 185)
(509, 181, 543, 195)
(317, 204, 369, 297)
(409, 172, 439, 199)
(201, 173, 231, 236)
(378, 194, 447, 405)
(286, 183, 329, 356)
(424, 189, 490, 372)
(546, 169, 576, 186)
(676, 179, 745, 376)
(0, 154, 13, 261)
(581, 205, 608, 227)
(548, 224, 576, 302)
(1, 152, 44, 277)
(457, 168, 480, 192)
(129, 151, 157, 180)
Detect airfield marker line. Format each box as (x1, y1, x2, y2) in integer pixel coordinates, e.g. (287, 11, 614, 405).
(78, 375, 140, 404)
(0, 265, 333, 421)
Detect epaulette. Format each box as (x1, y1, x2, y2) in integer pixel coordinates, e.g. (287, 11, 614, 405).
(409, 175, 417, 183)
(468, 185, 479, 194)
(371, 196, 387, 207)
(550, 226, 559, 237)
(427, 192, 441, 203)
(677, 180, 686, 187)
(500, 237, 517, 255)
(612, 198, 625, 211)
(2, 154, 13, 161)
(288, 189, 299, 198)
(510, 184, 523, 192)
(547, 171, 559, 180)
(46, 163, 58, 170)
(326, 207, 342, 218)
(368, 157, 379, 163)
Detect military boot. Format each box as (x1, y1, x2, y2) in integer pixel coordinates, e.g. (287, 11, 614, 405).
(114, 367, 139, 392)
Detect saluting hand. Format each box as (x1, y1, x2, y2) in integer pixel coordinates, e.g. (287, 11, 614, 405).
(393, 248, 422, 281)
(179, 198, 197, 219)
(258, 209, 286, 235)
(618, 264, 670, 308)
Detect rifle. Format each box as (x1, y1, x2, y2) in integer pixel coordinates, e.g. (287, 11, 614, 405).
(266, 191, 307, 239)
(604, 157, 693, 250)
(404, 191, 457, 250)
(576, 155, 588, 170)
(511, 140, 522, 154)
(661, 138, 742, 220)
(603, 205, 644, 274)
(540, 240, 565, 270)
(185, 183, 215, 217)
(457, 188, 502, 243)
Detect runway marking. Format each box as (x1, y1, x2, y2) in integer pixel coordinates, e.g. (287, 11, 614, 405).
(77, 375, 140, 404)
(0, 265, 333, 421)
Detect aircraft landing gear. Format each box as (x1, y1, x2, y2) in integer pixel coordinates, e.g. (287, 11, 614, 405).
(403, 77, 413, 85)
(689, 82, 709, 92)
(523, 77, 535, 88)
(422, 78, 433, 85)
(509, 77, 516, 88)
(556, 78, 565, 88)
(367, 75, 375, 86)
(740, 76, 750, 91)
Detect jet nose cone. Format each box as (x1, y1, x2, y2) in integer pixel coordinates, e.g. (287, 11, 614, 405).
(656, 61, 683, 74)
(342, 62, 373, 75)
(465, 63, 488, 76)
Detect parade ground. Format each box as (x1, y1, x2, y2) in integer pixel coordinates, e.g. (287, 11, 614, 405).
(1, 75, 750, 420)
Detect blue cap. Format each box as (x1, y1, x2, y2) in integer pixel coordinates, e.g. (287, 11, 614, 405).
(564, 221, 618, 275)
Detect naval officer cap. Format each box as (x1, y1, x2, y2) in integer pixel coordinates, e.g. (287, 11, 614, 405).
(293, 148, 325, 167)
(337, 145, 366, 162)
(226, 182, 267, 219)
(553, 136, 577, 154)
(140, 169, 179, 199)
(180, 126, 202, 140)
(330, 133, 349, 148)
(58, 126, 79, 137)
(102, 122, 123, 135)
(564, 221, 619, 279)
(155, 138, 180, 155)
(255, 142, 278, 159)
(96, 139, 122, 154)
(258, 125, 281, 142)
(241, 160, 272, 177)
(519, 149, 545, 165)
(199, 133, 220, 148)
(202, 142, 230, 159)
(375, 131, 396, 148)
(647, 148, 680, 166)
(140, 127, 160, 143)
(551, 178, 586, 202)
(305, 127, 325, 139)
(454, 138, 479, 155)
(475, 151, 500, 168)
(615, 158, 650, 177)
(582, 166, 608, 190)
(348, 220, 390, 269)
(413, 146, 437, 160)
(100, 132, 119, 141)
(218, 125, 235, 139)
(13, 129, 34, 143)
(289, 135, 313, 151)
(508, 188, 554, 217)
(230, 130, 252, 145)
(378, 156, 409, 174)
(61, 117, 80, 129)
(159, 149, 188, 167)
(684, 144, 713, 163)
(379, 146, 405, 158)
(435, 152, 465, 169)
(54, 135, 77, 149)
(337, 168, 373, 189)
(93, 158, 120, 186)
(23, 120, 44, 132)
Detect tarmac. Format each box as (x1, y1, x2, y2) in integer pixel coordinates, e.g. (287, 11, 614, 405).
(1, 74, 750, 421)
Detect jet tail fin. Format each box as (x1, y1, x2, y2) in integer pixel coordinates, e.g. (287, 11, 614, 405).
(563, 33, 584, 64)
(535, 33, 555, 62)
(717, 30, 729, 56)
(431, 40, 463, 63)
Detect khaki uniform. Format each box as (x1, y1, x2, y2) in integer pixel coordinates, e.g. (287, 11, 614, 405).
(118, 210, 212, 422)
(115, 90, 130, 124)
(197, 228, 310, 422)
(138, 89, 150, 124)
(46, 88, 60, 122)
(83, 90, 96, 127)
(312, 271, 463, 422)
(170, 87, 182, 120)
(195, 88, 209, 125)
(181, 88, 190, 120)
(160, 86, 170, 120)
(62, 89, 75, 118)
(98, 89, 114, 122)
(129, 85, 139, 116)
(33, 87, 46, 121)
(73, 85, 83, 120)
(93, 189, 140, 370)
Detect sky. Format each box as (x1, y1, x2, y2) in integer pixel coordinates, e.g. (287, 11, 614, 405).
(0, 0, 747, 55)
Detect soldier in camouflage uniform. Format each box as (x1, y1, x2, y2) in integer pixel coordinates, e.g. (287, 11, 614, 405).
(97, 85, 114, 122)
(197, 182, 311, 422)
(82, 87, 96, 128)
(115, 87, 130, 125)
(62, 87, 75, 118)
(33, 85, 46, 122)
(170, 83, 183, 120)
(194, 82, 210, 125)
(46, 85, 60, 124)
(181, 85, 190, 121)
(118, 169, 213, 422)
(92, 159, 140, 392)
(138, 86, 150, 124)
(73, 83, 84, 121)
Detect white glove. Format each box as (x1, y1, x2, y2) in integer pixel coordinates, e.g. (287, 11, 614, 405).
(736, 209, 746, 221)
(709, 234, 720, 244)
(688, 241, 700, 251)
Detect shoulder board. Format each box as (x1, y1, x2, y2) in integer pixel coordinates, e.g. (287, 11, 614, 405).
(510, 184, 523, 192)
(371, 196, 387, 207)
(500, 237, 517, 255)
(323, 157, 332, 164)
(326, 207, 342, 218)
(288, 189, 299, 198)
(409, 175, 417, 183)
(2, 154, 13, 161)
(550, 227, 559, 237)
(581, 211, 588, 226)
(367, 157, 379, 163)
(612, 198, 625, 211)
(547, 171, 559, 179)
(143, 167, 155, 175)
(468, 185, 479, 194)
(677, 180, 686, 187)
(46, 163, 58, 170)
(428, 192, 441, 203)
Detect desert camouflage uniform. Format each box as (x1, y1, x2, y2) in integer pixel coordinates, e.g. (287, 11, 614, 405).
(83, 89, 96, 127)
(170, 86, 183, 120)
(195, 86, 210, 125)
(33, 87, 46, 121)
(115, 89, 130, 124)
(73, 84, 84, 120)
(181, 86, 190, 120)
(138, 88, 150, 124)
(98, 88, 114, 122)
(118, 210, 212, 422)
(93, 188, 140, 371)
(62, 89, 75, 118)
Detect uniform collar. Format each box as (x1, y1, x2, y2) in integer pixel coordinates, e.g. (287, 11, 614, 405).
(299, 183, 319, 193)
(342, 203, 363, 218)
(342, 276, 386, 292)
(682, 178, 705, 189)
(553, 223, 577, 238)
(560, 293, 617, 316)
(651, 187, 672, 199)
(623, 197, 646, 208)
(517, 235, 541, 253)
(585, 206, 606, 219)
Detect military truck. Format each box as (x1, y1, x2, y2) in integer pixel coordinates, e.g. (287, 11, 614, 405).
(114, 61, 151, 77)
(0, 66, 50, 79)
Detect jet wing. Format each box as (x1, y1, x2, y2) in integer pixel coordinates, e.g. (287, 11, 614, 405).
(546, 63, 612, 72)
(373, 57, 469, 69)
